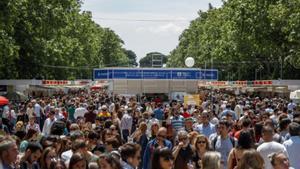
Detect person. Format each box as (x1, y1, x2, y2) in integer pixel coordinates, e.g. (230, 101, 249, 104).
(283, 122, 300, 169)
(236, 149, 264, 169)
(172, 130, 193, 169)
(74, 104, 88, 120)
(42, 110, 56, 136)
(220, 105, 237, 121)
(170, 108, 184, 132)
(131, 122, 148, 168)
(184, 117, 194, 133)
(49, 158, 66, 169)
(287, 100, 296, 111)
(67, 102, 76, 122)
(26, 115, 41, 133)
(269, 152, 292, 169)
(98, 105, 111, 122)
(192, 135, 210, 169)
(227, 130, 254, 169)
(69, 153, 87, 169)
(154, 103, 164, 124)
(20, 142, 43, 169)
(143, 127, 172, 169)
(119, 143, 141, 169)
(19, 129, 39, 153)
(120, 108, 133, 142)
(84, 105, 96, 123)
(33, 100, 42, 126)
(195, 111, 216, 138)
(148, 121, 159, 140)
(211, 120, 236, 169)
(201, 151, 221, 169)
(233, 118, 253, 140)
(257, 126, 288, 169)
(0, 136, 19, 169)
(98, 154, 122, 169)
(40, 147, 57, 169)
(151, 148, 174, 169)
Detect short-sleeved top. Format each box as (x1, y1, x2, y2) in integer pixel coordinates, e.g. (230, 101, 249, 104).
(214, 136, 235, 169)
(171, 115, 184, 131)
(195, 123, 216, 138)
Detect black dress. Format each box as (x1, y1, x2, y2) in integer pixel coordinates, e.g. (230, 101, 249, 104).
(192, 152, 202, 169)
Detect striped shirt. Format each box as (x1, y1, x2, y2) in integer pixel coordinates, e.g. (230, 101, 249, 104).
(171, 115, 184, 131)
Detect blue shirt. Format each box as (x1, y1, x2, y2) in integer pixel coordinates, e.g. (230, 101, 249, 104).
(196, 123, 216, 138)
(154, 108, 164, 120)
(143, 138, 172, 169)
(220, 109, 237, 120)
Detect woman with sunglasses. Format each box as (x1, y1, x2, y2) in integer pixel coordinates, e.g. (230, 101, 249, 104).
(151, 148, 174, 169)
(192, 135, 210, 169)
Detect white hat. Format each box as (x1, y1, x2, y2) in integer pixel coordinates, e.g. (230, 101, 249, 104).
(101, 105, 107, 110)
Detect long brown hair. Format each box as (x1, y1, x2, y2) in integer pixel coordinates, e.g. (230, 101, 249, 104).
(236, 149, 264, 169)
(194, 135, 210, 151)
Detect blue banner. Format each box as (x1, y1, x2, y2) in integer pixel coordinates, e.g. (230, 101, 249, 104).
(93, 68, 218, 80)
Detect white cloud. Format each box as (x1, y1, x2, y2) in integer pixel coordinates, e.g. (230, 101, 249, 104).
(136, 22, 185, 34)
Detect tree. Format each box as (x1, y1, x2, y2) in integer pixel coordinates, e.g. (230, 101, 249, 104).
(139, 52, 167, 68)
(124, 49, 138, 67)
(167, 0, 300, 80)
(0, 0, 132, 79)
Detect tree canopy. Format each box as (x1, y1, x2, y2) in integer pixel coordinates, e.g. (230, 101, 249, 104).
(139, 52, 167, 68)
(0, 0, 132, 79)
(167, 0, 300, 80)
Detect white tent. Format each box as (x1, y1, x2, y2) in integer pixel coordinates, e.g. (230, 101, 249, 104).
(290, 90, 300, 100)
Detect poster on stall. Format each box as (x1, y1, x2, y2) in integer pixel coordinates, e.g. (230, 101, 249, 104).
(184, 94, 201, 106)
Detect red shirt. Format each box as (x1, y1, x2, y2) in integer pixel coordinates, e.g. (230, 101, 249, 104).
(182, 111, 191, 118)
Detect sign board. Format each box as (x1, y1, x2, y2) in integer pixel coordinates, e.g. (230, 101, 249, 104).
(93, 68, 218, 80)
(184, 94, 201, 106)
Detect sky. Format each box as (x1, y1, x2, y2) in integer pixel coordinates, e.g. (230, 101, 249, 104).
(81, 0, 223, 61)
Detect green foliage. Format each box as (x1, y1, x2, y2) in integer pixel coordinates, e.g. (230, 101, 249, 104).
(0, 0, 129, 79)
(168, 0, 300, 80)
(124, 49, 138, 67)
(139, 52, 167, 68)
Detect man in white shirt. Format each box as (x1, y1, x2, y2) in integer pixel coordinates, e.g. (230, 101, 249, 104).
(287, 100, 296, 111)
(74, 103, 88, 120)
(42, 111, 56, 136)
(33, 100, 41, 126)
(283, 122, 300, 169)
(121, 108, 133, 142)
(257, 126, 288, 169)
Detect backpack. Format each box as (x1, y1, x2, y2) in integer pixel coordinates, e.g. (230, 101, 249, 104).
(213, 135, 236, 150)
(50, 120, 66, 135)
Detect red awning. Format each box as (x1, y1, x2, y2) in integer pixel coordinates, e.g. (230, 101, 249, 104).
(0, 96, 9, 105)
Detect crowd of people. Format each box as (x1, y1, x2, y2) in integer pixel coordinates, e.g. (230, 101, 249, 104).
(0, 89, 299, 169)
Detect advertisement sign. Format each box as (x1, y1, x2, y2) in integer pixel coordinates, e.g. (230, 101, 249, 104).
(184, 94, 201, 106)
(93, 68, 218, 80)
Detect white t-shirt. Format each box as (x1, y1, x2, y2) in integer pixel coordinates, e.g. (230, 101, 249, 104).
(257, 141, 288, 169)
(74, 107, 88, 119)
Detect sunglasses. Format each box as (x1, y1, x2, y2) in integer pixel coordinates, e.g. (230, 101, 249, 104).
(197, 141, 206, 144)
